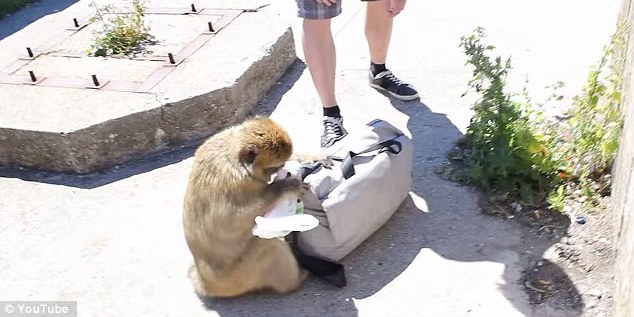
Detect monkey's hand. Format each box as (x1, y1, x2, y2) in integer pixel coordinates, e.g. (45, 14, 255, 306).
(300, 182, 312, 197)
(264, 177, 303, 201)
(290, 152, 333, 169)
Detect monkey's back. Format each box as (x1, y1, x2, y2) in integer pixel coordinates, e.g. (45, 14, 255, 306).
(183, 126, 265, 270)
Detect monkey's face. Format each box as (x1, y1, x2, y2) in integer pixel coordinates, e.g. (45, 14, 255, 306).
(238, 118, 293, 181)
(262, 164, 286, 178)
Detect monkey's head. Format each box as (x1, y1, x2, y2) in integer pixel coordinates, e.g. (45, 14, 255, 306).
(238, 117, 293, 181)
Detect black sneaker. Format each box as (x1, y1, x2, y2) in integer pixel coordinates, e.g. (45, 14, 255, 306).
(321, 116, 347, 148)
(369, 70, 419, 101)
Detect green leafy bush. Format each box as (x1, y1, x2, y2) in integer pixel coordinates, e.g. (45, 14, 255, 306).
(544, 21, 628, 209)
(458, 27, 558, 203)
(457, 23, 627, 211)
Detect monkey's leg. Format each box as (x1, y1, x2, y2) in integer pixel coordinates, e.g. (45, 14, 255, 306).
(189, 261, 255, 298)
(249, 238, 308, 294)
(192, 239, 306, 297)
(211, 237, 307, 296)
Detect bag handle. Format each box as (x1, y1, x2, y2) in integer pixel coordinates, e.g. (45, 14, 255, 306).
(336, 138, 403, 179)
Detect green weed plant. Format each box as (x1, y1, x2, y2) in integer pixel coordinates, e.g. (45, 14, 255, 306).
(458, 24, 627, 212)
(88, 0, 153, 57)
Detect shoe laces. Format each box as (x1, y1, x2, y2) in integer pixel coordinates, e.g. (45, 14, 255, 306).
(323, 117, 343, 136)
(381, 70, 406, 86)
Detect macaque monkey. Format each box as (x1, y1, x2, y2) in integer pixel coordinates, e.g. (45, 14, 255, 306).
(183, 117, 309, 298)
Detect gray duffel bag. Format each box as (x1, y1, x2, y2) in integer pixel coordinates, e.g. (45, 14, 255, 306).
(296, 119, 414, 262)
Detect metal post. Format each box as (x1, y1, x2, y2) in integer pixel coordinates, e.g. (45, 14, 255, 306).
(91, 74, 100, 87)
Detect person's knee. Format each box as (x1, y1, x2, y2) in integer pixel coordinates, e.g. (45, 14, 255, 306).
(303, 18, 332, 33)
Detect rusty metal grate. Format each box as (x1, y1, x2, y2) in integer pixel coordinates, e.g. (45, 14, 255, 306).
(0, 6, 242, 93)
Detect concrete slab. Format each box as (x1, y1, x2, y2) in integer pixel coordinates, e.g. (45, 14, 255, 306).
(0, 0, 619, 317)
(0, 1, 296, 173)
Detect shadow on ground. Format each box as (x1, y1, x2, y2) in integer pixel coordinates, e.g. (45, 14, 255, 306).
(0, 0, 79, 40)
(196, 66, 584, 316)
(0, 61, 583, 316)
(391, 97, 582, 316)
(0, 140, 200, 189)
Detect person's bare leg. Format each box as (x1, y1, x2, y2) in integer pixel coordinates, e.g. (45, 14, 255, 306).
(303, 18, 347, 147)
(365, 1, 393, 66)
(302, 18, 337, 109)
(364, 0, 419, 101)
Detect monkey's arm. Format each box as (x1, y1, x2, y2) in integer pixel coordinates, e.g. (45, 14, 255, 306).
(263, 177, 303, 197)
(254, 178, 308, 217)
(290, 152, 333, 168)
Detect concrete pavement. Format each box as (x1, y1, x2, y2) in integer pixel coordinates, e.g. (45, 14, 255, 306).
(0, 0, 295, 173)
(0, 0, 619, 316)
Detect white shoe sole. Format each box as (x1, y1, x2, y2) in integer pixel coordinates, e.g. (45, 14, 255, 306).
(321, 133, 347, 148)
(370, 83, 420, 101)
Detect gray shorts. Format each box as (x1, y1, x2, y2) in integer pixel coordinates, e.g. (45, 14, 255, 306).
(296, 0, 378, 20)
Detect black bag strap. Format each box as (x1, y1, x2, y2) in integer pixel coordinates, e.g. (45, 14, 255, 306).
(286, 232, 346, 288)
(334, 137, 403, 179)
(299, 162, 323, 180)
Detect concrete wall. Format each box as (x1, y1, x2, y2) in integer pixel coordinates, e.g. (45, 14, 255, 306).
(614, 0, 634, 316)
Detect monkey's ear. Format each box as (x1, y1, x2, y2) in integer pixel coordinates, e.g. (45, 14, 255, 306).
(239, 144, 258, 164)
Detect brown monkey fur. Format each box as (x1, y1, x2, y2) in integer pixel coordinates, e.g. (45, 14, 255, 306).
(183, 117, 309, 298)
